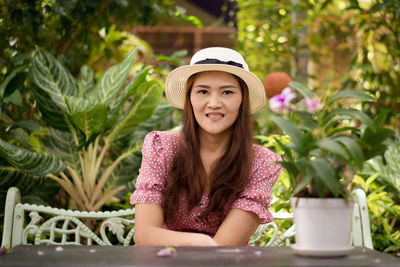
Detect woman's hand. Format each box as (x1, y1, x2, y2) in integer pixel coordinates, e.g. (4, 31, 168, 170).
(134, 203, 218, 246)
(192, 233, 218, 246)
(213, 208, 260, 246)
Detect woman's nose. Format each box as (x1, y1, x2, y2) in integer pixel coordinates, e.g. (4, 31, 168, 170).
(207, 94, 221, 108)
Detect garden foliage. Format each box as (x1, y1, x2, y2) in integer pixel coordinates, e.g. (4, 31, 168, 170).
(0, 48, 164, 211)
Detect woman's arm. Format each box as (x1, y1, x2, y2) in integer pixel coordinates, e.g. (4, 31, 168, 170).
(134, 203, 217, 246)
(213, 208, 260, 246)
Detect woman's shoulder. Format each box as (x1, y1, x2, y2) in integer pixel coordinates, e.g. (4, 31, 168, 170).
(144, 130, 179, 142)
(143, 130, 179, 155)
(252, 143, 282, 163)
(249, 144, 282, 182)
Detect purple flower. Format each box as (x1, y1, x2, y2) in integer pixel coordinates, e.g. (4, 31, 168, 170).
(304, 97, 322, 112)
(157, 246, 177, 257)
(269, 87, 296, 113)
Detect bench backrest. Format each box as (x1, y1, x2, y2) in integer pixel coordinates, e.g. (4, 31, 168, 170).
(2, 187, 135, 247)
(1, 187, 372, 248)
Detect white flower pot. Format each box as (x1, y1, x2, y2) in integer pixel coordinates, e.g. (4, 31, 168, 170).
(290, 197, 354, 257)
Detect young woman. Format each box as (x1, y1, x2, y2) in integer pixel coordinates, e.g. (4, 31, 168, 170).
(130, 47, 281, 246)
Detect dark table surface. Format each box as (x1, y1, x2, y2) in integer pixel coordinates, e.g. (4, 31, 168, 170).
(1, 245, 399, 267)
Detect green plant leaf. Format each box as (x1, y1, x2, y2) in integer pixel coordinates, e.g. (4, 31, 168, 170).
(293, 173, 312, 195)
(90, 48, 137, 105)
(11, 120, 41, 131)
(289, 81, 313, 98)
(323, 115, 348, 132)
(309, 158, 340, 197)
(106, 80, 162, 142)
(0, 66, 25, 100)
(0, 138, 66, 176)
(327, 108, 375, 128)
(3, 90, 22, 106)
(313, 174, 329, 198)
(327, 89, 375, 105)
(279, 161, 299, 179)
(79, 65, 95, 95)
(317, 138, 348, 159)
(372, 110, 390, 128)
(335, 136, 364, 167)
(107, 66, 151, 127)
(131, 101, 175, 144)
(327, 126, 360, 136)
(71, 104, 108, 140)
(30, 76, 69, 131)
(273, 135, 294, 162)
(361, 127, 394, 147)
(47, 128, 80, 170)
(0, 167, 45, 194)
(30, 47, 79, 113)
(271, 116, 302, 150)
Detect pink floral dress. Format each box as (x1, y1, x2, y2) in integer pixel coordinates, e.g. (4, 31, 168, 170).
(130, 131, 281, 236)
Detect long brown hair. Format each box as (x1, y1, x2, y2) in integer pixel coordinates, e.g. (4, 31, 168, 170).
(162, 72, 254, 225)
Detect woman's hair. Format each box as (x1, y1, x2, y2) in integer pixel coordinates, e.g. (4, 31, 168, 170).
(162, 72, 254, 225)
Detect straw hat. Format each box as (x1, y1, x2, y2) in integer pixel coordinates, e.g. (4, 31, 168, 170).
(165, 47, 266, 113)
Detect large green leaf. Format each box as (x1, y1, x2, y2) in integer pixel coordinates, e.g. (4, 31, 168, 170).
(361, 126, 394, 147)
(65, 95, 100, 114)
(47, 128, 80, 170)
(131, 101, 175, 144)
(325, 108, 375, 129)
(273, 136, 294, 161)
(327, 89, 375, 105)
(293, 173, 312, 195)
(317, 138, 348, 159)
(106, 80, 163, 142)
(107, 66, 151, 127)
(271, 116, 303, 150)
(0, 167, 45, 194)
(30, 47, 79, 113)
(289, 81, 313, 98)
(0, 138, 66, 176)
(309, 158, 340, 197)
(71, 104, 108, 140)
(322, 115, 348, 132)
(30, 77, 69, 131)
(335, 136, 364, 167)
(0, 66, 25, 100)
(326, 126, 360, 137)
(79, 65, 95, 96)
(90, 48, 137, 106)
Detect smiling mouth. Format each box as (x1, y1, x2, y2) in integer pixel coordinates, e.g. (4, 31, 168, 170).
(206, 113, 224, 119)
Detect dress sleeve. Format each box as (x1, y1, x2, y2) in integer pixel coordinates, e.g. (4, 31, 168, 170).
(130, 131, 172, 205)
(232, 148, 281, 224)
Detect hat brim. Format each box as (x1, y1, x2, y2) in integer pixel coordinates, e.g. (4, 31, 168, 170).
(165, 64, 266, 113)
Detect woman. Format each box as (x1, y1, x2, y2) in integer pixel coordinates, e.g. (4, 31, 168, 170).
(130, 47, 281, 246)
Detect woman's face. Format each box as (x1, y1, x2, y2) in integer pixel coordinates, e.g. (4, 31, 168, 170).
(190, 71, 242, 138)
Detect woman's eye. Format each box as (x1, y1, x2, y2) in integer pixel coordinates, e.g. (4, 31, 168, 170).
(223, 90, 234, 95)
(198, 89, 208, 94)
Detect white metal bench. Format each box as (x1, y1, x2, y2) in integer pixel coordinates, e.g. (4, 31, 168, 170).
(351, 188, 373, 249)
(1, 187, 372, 248)
(1, 187, 135, 247)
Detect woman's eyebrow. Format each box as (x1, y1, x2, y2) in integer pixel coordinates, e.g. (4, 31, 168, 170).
(193, 84, 239, 89)
(193, 84, 210, 88)
(220, 85, 239, 89)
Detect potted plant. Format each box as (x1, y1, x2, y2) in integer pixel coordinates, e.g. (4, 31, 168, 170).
(269, 81, 393, 256)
